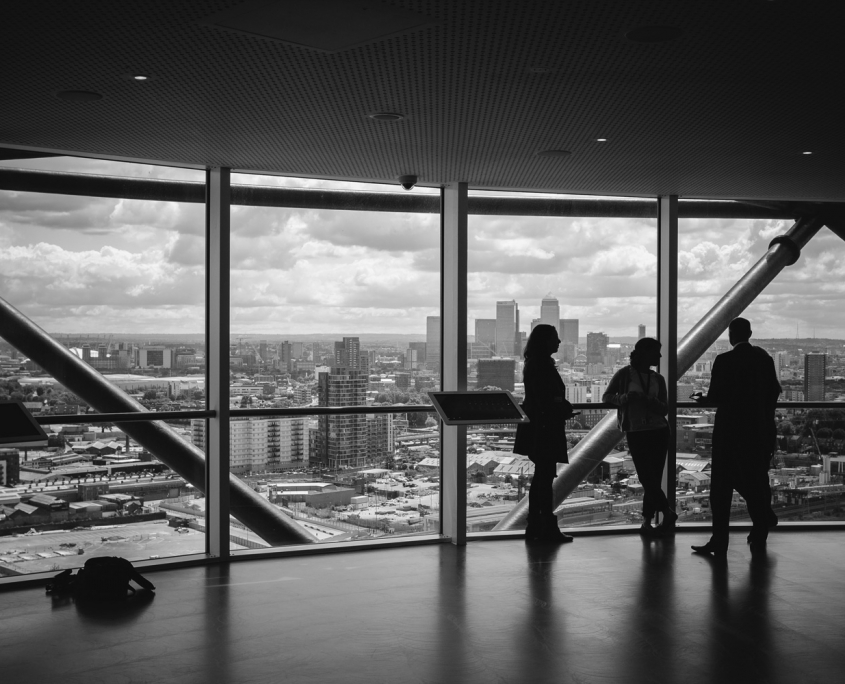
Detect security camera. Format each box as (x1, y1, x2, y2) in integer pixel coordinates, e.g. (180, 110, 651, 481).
(398, 174, 417, 191)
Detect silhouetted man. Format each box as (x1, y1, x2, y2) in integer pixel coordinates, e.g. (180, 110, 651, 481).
(692, 317, 781, 557)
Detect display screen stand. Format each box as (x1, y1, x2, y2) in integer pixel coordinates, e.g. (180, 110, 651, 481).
(427, 391, 529, 426)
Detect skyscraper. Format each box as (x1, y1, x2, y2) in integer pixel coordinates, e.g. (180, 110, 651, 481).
(477, 359, 516, 391)
(559, 318, 579, 363)
(475, 318, 496, 346)
(313, 367, 368, 469)
(586, 332, 609, 365)
(638, 324, 646, 339)
(366, 413, 395, 466)
(804, 353, 826, 401)
(540, 295, 560, 328)
(496, 300, 518, 356)
(407, 341, 426, 369)
(334, 337, 361, 369)
(560, 319, 579, 346)
(426, 316, 440, 368)
(192, 416, 307, 474)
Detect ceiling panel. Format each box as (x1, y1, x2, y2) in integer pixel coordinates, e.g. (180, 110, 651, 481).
(0, 0, 842, 200)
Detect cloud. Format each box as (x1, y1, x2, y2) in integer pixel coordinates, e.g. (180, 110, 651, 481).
(0, 190, 118, 230)
(0, 242, 203, 311)
(304, 210, 439, 253)
(3, 163, 844, 338)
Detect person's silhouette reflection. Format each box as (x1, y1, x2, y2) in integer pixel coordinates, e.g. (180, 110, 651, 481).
(617, 537, 679, 682)
(704, 549, 775, 683)
(515, 542, 565, 677)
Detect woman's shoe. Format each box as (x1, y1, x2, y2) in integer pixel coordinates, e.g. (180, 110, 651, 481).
(661, 509, 679, 526)
(656, 509, 678, 535)
(542, 515, 574, 543)
(524, 513, 543, 542)
(639, 522, 660, 537)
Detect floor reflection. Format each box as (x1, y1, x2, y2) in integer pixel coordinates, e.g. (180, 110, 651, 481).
(516, 541, 565, 679)
(707, 548, 775, 684)
(622, 536, 678, 683)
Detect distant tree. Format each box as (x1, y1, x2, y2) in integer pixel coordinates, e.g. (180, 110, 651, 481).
(143, 389, 158, 400)
(818, 427, 833, 439)
(779, 421, 794, 436)
(407, 412, 429, 428)
(833, 428, 845, 441)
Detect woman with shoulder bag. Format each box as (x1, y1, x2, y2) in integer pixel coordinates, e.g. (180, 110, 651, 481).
(603, 337, 678, 537)
(514, 324, 574, 543)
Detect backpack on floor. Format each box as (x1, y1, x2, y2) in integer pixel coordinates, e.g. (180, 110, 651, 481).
(47, 556, 155, 600)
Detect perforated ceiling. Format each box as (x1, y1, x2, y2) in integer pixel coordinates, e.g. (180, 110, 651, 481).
(1, 0, 843, 200)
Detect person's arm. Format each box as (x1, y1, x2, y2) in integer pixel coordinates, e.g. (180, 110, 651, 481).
(648, 373, 669, 416)
(765, 355, 782, 403)
(699, 355, 725, 406)
(602, 368, 628, 406)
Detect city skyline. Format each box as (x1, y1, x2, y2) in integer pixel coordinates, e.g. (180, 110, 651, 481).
(3, 156, 845, 339)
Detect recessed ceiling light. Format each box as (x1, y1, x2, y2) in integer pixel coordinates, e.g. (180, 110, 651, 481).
(55, 90, 103, 102)
(121, 73, 156, 82)
(625, 25, 684, 43)
(802, 151, 813, 155)
(368, 112, 405, 121)
(596, 138, 608, 142)
(537, 150, 572, 158)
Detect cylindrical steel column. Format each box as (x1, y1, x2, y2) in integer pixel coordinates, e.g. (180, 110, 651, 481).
(495, 216, 825, 530)
(0, 297, 317, 545)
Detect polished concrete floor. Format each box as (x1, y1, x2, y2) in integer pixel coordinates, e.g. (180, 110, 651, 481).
(1, 531, 843, 684)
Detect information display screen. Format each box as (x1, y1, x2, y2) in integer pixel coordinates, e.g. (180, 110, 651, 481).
(427, 391, 528, 425)
(0, 401, 49, 446)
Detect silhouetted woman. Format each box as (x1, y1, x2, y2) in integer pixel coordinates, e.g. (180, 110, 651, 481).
(515, 324, 574, 543)
(603, 337, 677, 536)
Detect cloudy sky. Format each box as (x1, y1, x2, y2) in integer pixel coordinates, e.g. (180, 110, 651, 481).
(1, 155, 843, 341)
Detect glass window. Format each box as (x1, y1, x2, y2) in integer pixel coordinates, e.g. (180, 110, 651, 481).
(467, 191, 658, 532)
(0, 419, 205, 575)
(678, 211, 845, 523)
(227, 173, 440, 547)
(0, 156, 207, 574)
(0, 156, 207, 413)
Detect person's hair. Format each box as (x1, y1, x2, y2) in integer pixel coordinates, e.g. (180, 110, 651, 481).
(523, 324, 558, 362)
(729, 317, 752, 341)
(630, 337, 661, 366)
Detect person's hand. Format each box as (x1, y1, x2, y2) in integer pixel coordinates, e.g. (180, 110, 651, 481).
(690, 391, 705, 403)
(627, 390, 643, 402)
(619, 393, 629, 405)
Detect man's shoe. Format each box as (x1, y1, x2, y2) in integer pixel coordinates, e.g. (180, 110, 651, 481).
(639, 522, 660, 537)
(691, 541, 728, 558)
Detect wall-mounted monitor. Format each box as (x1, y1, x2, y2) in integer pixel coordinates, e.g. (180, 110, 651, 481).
(427, 391, 529, 426)
(0, 401, 49, 447)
